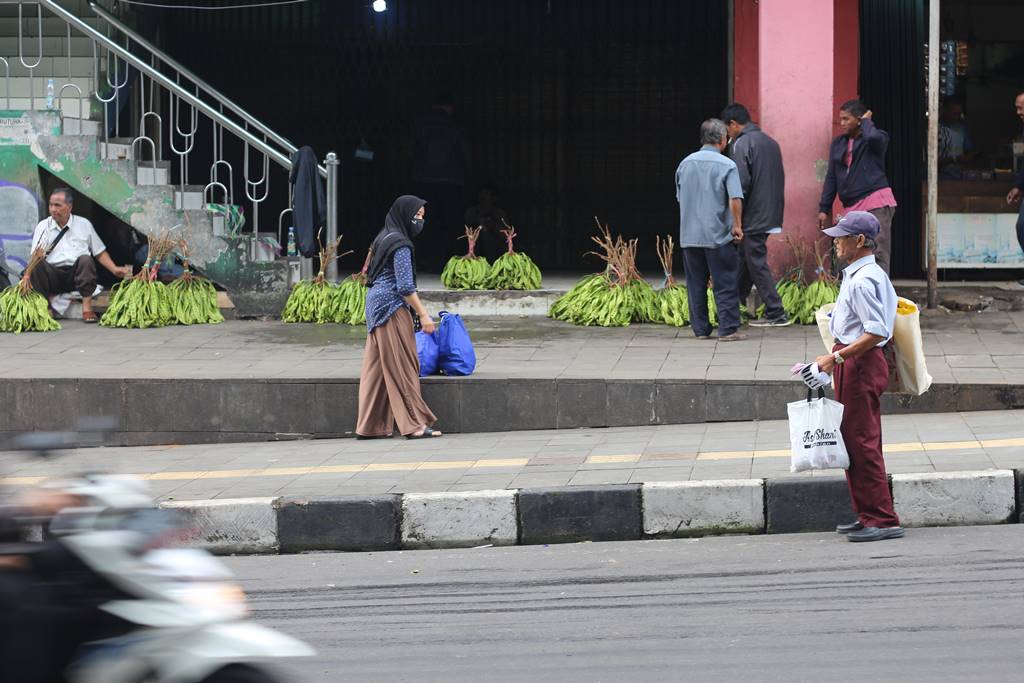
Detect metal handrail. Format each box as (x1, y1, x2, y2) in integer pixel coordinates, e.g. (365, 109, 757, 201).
(89, 1, 326, 178)
(39, 0, 295, 172)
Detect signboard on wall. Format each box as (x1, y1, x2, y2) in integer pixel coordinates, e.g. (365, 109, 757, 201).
(937, 213, 1024, 268)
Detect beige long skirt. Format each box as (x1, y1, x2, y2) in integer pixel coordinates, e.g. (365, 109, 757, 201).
(356, 307, 437, 437)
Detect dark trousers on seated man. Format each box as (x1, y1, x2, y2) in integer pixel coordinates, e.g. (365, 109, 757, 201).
(29, 254, 97, 300)
(738, 232, 785, 320)
(682, 243, 741, 338)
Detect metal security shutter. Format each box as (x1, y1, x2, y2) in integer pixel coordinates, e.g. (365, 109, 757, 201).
(859, 0, 927, 278)
(161, 0, 727, 270)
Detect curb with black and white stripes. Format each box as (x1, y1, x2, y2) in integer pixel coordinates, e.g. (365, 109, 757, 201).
(162, 469, 1022, 555)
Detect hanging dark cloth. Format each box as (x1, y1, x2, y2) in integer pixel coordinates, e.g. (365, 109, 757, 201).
(289, 146, 325, 258)
(366, 195, 427, 287)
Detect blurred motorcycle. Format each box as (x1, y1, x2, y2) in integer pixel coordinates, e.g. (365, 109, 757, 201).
(0, 427, 313, 683)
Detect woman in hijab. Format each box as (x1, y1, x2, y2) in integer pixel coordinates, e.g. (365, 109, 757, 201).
(356, 195, 442, 439)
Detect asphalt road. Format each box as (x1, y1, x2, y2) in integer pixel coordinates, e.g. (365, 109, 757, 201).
(227, 526, 1024, 682)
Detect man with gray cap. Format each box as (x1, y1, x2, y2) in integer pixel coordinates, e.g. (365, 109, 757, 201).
(813, 210, 902, 542)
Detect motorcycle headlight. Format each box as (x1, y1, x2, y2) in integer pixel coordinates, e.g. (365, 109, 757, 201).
(170, 582, 249, 619)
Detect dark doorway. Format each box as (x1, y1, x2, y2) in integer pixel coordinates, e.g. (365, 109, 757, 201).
(859, 0, 927, 279)
(159, 0, 729, 273)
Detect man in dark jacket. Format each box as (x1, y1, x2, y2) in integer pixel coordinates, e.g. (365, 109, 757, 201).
(413, 94, 469, 271)
(722, 103, 789, 326)
(817, 100, 897, 274)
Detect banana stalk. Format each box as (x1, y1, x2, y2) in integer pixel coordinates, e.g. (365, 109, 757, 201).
(653, 235, 688, 327)
(442, 226, 491, 290)
(281, 232, 351, 323)
(549, 219, 654, 327)
(101, 233, 176, 329)
(485, 222, 542, 290)
(0, 248, 60, 333)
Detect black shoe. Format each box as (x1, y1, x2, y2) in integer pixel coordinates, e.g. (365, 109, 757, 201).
(847, 526, 904, 543)
(836, 521, 863, 534)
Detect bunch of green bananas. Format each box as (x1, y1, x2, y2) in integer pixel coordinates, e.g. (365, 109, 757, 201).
(549, 274, 621, 326)
(796, 278, 839, 325)
(657, 284, 689, 327)
(101, 278, 174, 328)
(328, 276, 368, 325)
(550, 274, 663, 327)
(0, 285, 61, 333)
(282, 280, 334, 323)
(485, 251, 542, 290)
(776, 278, 806, 322)
(625, 279, 659, 323)
(441, 255, 491, 290)
(703, 289, 751, 327)
(168, 276, 223, 325)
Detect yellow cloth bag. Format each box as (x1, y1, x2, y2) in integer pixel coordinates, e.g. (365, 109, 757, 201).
(815, 298, 932, 396)
(890, 297, 932, 395)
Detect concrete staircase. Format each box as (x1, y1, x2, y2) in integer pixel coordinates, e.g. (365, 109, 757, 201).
(0, 2, 290, 316)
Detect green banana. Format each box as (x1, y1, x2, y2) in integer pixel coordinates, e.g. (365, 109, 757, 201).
(441, 255, 491, 290)
(485, 252, 542, 290)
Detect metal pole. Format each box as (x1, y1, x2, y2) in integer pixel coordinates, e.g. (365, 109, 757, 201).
(325, 152, 340, 281)
(926, 0, 940, 309)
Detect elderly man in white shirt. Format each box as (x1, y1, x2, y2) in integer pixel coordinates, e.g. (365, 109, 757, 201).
(27, 188, 132, 323)
(814, 211, 903, 543)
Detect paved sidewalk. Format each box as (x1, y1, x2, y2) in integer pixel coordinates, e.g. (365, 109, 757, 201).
(0, 309, 1021, 384)
(3, 409, 1021, 501)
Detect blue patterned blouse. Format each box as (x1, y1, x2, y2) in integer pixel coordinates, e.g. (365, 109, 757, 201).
(365, 246, 416, 333)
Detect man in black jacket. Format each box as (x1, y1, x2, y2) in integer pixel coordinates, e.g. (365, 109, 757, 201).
(722, 103, 790, 326)
(817, 100, 897, 274)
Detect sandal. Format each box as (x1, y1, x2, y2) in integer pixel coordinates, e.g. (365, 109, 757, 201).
(82, 311, 98, 324)
(355, 433, 393, 440)
(406, 426, 443, 440)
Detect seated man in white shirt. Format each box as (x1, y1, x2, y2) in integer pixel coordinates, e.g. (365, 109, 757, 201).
(27, 188, 132, 323)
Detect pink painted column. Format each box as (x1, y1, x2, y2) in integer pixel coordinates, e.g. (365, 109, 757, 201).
(757, 0, 838, 276)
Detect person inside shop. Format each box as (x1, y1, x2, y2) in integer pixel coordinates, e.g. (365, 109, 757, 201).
(28, 188, 133, 323)
(463, 184, 510, 261)
(1005, 91, 1024, 286)
(356, 195, 442, 440)
(817, 100, 898, 275)
(412, 93, 469, 271)
(938, 98, 976, 179)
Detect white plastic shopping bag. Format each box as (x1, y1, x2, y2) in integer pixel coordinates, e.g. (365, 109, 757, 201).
(787, 388, 850, 473)
(890, 297, 932, 396)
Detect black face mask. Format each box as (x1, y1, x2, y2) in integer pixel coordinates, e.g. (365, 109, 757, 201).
(409, 217, 425, 236)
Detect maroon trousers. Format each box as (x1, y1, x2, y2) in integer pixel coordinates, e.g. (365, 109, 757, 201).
(833, 343, 900, 528)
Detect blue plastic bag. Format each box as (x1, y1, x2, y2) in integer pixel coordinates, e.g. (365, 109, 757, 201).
(416, 330, 440, 377)
(435, 310, 476, 376)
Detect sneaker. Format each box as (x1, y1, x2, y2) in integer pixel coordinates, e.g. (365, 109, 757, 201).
(718, 332, 748, 342)
(750, 315, 793, 327)
(847, 526, 904, 542)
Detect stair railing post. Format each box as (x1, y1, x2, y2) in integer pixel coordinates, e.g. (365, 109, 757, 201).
(325, 151, 339, 281)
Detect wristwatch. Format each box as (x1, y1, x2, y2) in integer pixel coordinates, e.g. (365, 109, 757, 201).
(833, 351, 845, 365)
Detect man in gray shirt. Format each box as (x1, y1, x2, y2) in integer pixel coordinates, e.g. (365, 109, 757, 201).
(675, 119, 746, 341)
(722, 103, 790, 326)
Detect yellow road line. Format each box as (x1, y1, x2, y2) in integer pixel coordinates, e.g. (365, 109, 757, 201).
(473, 458, 531, 468)
(1, 437, 1018, 486)
(587, 454, 641, 464)
(923, 440, 981, 451)
(981, 437, 1024, 448)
